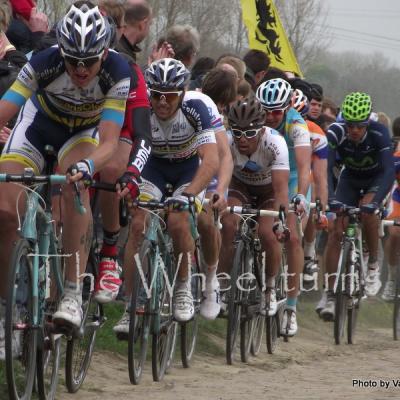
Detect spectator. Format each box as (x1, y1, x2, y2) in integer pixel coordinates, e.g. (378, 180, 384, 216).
(259, 66, 288, 84)
(189, 56, 215, 90)
(322, 97, 338, 121)
(99, 0, 126, 45)
(307, 83, 324, 124)
(243, 49, 270, 89)
(0, 0, 27, 145)
(153, 24, 199, 68)
(7, 0, 49, 53)
(377, 111, 391, 130)
(216, 54, 246, 84)
(237, 79, 252, 99)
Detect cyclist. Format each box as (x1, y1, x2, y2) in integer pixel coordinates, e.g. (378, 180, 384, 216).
(256, 78, 311, 336)
(113, 58, 219, 333)
(195, 67, 236, 320)
(321, 92, 395, 319)
(93, 1, 153, 304)
(218, 97, 289, 318)
(0, 1, 131, 335)
(292, 89, 328, 286)
(382, 116, 400, 301)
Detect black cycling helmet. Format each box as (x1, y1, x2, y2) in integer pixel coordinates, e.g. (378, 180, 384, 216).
(145, 58, 190, 90)
(228, 97, 266, 129)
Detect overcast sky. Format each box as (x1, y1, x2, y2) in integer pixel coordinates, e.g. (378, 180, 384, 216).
(322, 0, 400, 67)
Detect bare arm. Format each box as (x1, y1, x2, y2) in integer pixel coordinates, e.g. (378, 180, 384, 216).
(184, 142, 219, 195)
(89, 120, 120, 172)
(312, 158, 328, 208)
(272, 169, 289, 211)
(213, 130, 233, 208)
(0, 100, 21, 129)
(294, 146, 311, 196)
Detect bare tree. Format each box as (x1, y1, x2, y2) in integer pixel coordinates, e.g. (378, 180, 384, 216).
(274, 0, 331, 70)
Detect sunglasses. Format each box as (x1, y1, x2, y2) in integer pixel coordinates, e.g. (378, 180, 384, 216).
(63, 53, 103, 68)
(231, 128, 261, 139)
(262, 108, 287, 117)
(345, 121, 369, 129)
(149, 89, 183, 102)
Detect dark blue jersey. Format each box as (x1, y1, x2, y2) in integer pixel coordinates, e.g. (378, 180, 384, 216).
(327, 120, 395, 203)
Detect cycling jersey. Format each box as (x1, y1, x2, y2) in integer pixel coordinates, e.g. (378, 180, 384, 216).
(276, 107, 310, 171)
(228, 127, 289, 186)
(121, 62, 152, 176)
(150, 92, 216, 161)
(307, 120, 328, 161)
(139, 91, 216, 202)
(3, 46, 131, 130)
(327, 120, 395, 204)
(386, 150, 400, 219)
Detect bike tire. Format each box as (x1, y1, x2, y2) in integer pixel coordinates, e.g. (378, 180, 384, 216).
(180, 253, 201, 368)
(250, 315, 264, 356)
(266, 314, 279, 354)
(393, 267, 400, 340)
(5, 239, 37, 400)
(151, 255, 175, 381)
(37, 237, 63, 400)
(128, 239, 151, 385)
(65, 255, 103, 393)
(347, 262, 362, 345)
(334, 241, 351, 345)
(226, 241, 244, 365)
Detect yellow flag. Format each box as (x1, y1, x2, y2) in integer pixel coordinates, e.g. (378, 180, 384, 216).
(240, 0, 303, 77)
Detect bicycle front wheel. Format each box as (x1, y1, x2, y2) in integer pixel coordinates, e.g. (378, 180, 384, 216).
(180, 254, 201, 368)
(347, 262, 362, 344)
(65, 258, 103, 393)
(334, 241, 351, 345)
(5, 239, 37, 400)
(250, 315, 264, 356)
(393, 267, 400, 340)
(128, 239, 151, 385)
(226, 241, 244, 365)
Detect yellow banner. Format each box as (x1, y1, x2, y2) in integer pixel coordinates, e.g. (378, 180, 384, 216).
(240, 0, 303, 77)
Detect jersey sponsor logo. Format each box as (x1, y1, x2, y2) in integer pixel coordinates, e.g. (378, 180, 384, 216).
(172, 122, 187, 133)
(36, 63, 63, 80)
(128, 90, 137, 99)
(133, 140, 151, 172)
(344, 156, 375, 169)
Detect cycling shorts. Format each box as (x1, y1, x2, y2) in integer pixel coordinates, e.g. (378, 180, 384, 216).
(335, 170, 380, 207)
(0, 99, 98, 173)
(139, 155, 204, 209)
(228, 176, 274, 209)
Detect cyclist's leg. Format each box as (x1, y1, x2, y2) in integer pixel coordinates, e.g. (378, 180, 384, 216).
(360, 188, 382, 296)
(197, 178, 224, 319)
(54, 131, 98, 327)
(94, 139, 131, 303)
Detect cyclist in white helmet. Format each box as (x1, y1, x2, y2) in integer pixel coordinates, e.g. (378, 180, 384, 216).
(256, 78, 311, 337)
(0, 1, 132, 339)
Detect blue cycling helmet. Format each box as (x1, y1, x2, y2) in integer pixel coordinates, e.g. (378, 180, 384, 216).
(256, 78, 293, 110)
(57, 2, 111, 58)
(145, 58, 190, 90)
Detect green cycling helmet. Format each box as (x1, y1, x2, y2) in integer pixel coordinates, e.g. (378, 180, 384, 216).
(341, 92, 372, 122)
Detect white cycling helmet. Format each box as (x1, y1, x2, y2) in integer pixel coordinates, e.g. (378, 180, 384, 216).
(256, 78, 293, 110)
(145, 58, 190, 90)
(292, 89, 309, 117)
(57, 1, 111, 58)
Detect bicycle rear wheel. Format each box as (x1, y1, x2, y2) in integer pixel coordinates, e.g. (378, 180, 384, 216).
(5, 239, 37, 400)
(226, 241, 244, 365)
(128, 240, 151, 385)
(180, 254, 201, 368)
(266, 314, 279, 354)
(65, 256, 103, 393)
(334, 242, 351, 345)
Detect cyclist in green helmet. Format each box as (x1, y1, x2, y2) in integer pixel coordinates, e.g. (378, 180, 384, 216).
(319, 92, 395, 320)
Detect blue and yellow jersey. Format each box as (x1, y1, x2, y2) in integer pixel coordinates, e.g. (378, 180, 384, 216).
(276, 107, 310, 172)
(2, 46, 131, 130)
